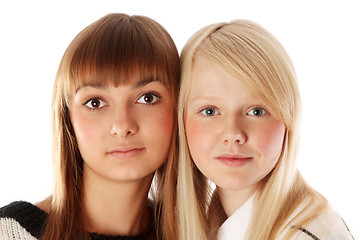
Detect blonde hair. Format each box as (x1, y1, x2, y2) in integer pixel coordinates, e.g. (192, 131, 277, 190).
(177, 20, 327, 240)
(43, 13, 179, 239)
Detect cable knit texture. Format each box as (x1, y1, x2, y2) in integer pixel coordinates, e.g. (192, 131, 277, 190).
(0, 201, 155, 240)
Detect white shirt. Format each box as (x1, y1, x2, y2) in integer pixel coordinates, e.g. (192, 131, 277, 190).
(218, 196, 355, 240)
(218, 194, 255, 240)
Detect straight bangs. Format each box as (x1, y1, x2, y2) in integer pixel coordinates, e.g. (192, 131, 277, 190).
(194, 20, 299, 130)
(61, 13, 179, 104)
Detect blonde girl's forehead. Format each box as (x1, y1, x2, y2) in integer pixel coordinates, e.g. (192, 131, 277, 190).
(190, 55, 286, 122)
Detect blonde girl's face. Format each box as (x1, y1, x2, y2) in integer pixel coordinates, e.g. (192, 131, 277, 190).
(185, 57, 286, 192)
(69, 76, 174, 183)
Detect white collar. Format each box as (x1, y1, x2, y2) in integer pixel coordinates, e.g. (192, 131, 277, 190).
(217, 193, 256, 240)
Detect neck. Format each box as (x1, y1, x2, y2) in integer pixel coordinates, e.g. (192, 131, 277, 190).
(218, 182, 262, 217)
(82, 165, 154, 236)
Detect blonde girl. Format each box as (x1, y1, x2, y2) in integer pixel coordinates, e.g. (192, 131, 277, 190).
(0, 13, 179, 240)
(177, 20, 354, 239)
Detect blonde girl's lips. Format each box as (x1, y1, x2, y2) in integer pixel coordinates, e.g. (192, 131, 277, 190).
(107, 148, 145, 159)
(215, 154, 253, 167)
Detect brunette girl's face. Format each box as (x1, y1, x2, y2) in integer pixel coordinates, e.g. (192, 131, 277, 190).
(69, 76, 174, 183)
(185, 57, 285, 192)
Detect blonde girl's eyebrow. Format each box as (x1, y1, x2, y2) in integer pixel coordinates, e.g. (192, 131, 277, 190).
(188, 95, 221, 104)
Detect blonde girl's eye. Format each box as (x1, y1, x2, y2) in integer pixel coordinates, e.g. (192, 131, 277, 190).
(137, 92, 161, 104)
(84, 98, 107, 110)
(248, 107, 267, 116)
(200, 107, 219, 116)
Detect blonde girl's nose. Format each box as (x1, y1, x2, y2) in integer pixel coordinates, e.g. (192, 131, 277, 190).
(222, 118, 247, 145)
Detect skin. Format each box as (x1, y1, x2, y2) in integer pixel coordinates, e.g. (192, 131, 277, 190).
(70, 78, 174, 184)
(37, 76, 174, 235)
(185, 57, 286, 216)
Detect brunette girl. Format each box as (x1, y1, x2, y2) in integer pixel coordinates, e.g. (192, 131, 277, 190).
(0, 13, 179, 240)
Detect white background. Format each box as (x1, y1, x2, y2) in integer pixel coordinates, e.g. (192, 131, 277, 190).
(0, 0, 359, 237)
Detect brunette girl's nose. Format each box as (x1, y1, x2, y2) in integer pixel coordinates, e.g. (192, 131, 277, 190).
(110, 112, 138, 138)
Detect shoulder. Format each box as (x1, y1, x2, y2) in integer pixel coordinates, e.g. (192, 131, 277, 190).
(0, 201, 47, 239)
(292, 208, 355, 240)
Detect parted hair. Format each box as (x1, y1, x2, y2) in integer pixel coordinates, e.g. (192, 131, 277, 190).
(43, 13, 179, 240)
(177, 20, 328, 240)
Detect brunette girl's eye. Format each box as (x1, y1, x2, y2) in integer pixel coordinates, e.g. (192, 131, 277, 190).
(200, 107, 219, 116)
(84, 98, 107, 110)
(248, 107, 267, 116)
(137, 93, 161, 104)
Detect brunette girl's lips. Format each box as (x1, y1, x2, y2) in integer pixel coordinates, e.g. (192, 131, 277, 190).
(107, 147, 145, 159)
(215, 154, 253, 167)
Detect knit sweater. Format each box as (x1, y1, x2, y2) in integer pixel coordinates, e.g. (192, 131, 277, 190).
(0, 201, 155, 240)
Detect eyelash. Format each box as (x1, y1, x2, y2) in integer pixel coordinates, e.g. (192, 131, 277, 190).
(199, 107, 219, 117)
(198, 106, 268, 117)
(247, 107, 268, 116)
(82, 92, 161, 111)
(136, 92, 162, 105)
(83, 97, 107, 110)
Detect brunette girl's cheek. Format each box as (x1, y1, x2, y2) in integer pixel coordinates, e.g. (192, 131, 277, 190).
(157, 114, 174, 132)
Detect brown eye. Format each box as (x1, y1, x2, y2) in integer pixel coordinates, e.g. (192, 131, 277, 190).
(137, 92, 161, 104)
(84, 98, 106, 109)
(144, 94, 154, 103)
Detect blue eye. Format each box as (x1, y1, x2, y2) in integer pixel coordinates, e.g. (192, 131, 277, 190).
(84, 98, 107, 110)
(200, 107, 219, 116)
(137, 92, 161, 104)
(248, 108, 267, 116)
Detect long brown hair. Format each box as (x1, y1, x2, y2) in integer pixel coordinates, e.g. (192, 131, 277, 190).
(42, 13, 179, 240)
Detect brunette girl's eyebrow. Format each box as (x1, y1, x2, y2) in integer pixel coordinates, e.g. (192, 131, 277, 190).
(131, 77, 159, 88)
(75, 83, 108, 93)
(75, 77, 159, 93)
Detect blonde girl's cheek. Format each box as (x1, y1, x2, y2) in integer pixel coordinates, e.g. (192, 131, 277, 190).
(186, 120, 212, 157)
